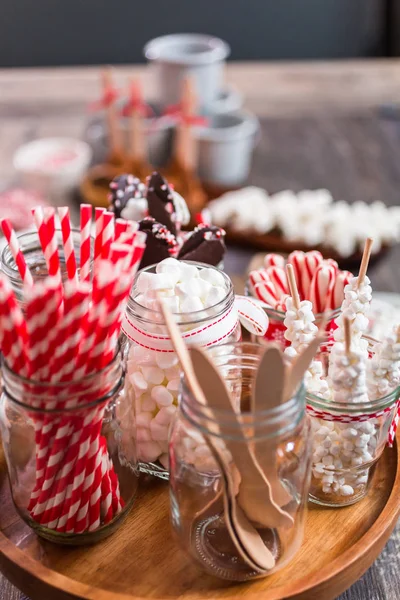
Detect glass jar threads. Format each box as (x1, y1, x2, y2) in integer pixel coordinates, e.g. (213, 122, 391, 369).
(169, 342, 312, 582)
(121, 260, 242, 479)
(0, 351, 138, 545)
(307, 339, 400, 507)
(1, 228, 91, 302)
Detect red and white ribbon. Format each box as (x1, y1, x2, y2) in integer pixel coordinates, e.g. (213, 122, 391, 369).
(122, 295, 269, 353)
(306, 399, 400, 447)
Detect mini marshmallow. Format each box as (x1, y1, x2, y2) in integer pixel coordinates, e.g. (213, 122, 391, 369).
(150, 420, 169, 441)
(180, 296, 204, 313)
(199, 268, 226, 288)
(136, 412, 153, 428)
(140, 393, 157, 412)
(179, 263, 199, 280)
(151, 385, 174, 406)
(130, 371, 148, 391)
(155, 405, 177, 426)
(138, 441, 162, 463)
(137, 428, 152, 442)
(155, 352, 179, 370)
(140, 366, 164, 385)
(204, 286, 227, 309)
(156, 257, 182, 283)
(167, 378, 180, 394)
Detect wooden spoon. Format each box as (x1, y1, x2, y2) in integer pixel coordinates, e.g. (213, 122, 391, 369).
(189, 346, 294, 530)
(204, 436, 275, 572)
(157, 297, 275, 571)
(252, 346, 293, 507)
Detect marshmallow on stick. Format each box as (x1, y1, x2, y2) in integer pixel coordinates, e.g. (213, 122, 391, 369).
(368, 325, 400, 399)
(330, 317, 369, 404)
(334, 238, 373, 350)
(284, 264, 330, 396)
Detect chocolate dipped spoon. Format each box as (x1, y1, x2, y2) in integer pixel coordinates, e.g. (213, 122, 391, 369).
(252, 346, 293, 507)
(189, 347, 294, 530)
(157, 296, 275, 572)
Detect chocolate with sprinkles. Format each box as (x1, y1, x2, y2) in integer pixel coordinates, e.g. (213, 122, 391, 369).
(138, 217, 178, 268)
(178, 224, 226, 266)
(108, 173, 146, 218)
(146, 171, 177, 237)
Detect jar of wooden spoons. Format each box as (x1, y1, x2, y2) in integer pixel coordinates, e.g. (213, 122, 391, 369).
(169, 341, 312, 581)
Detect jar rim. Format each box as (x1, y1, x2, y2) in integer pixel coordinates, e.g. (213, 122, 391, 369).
(180, 341, 306, 439)
(127, 260, 234, 326)
(1, 228, 91, 284)
(306, 336, 400, 413)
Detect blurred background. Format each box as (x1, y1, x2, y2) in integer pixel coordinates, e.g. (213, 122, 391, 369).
(0, 0, 397, 67)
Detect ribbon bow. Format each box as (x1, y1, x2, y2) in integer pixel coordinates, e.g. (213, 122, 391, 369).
(163, 103, 208, 127)
(89, 85, 119, 112)
(121, 82, 154, 118)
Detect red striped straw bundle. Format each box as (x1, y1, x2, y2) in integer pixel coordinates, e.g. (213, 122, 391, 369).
(248, 251, 352, 314)
(0, 206, 146, 534)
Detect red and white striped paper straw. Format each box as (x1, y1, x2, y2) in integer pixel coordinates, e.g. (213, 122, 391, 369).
(0, 219, 34, 287)
(58, 207, 77, 282)
(80, 204, 92, 283)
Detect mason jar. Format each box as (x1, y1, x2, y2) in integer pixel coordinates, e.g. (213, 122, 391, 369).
(0, 351, 138, 545)
(169, 342, 312, 582)
(307, 339, 400, 507)
(244, 281, 340, 348)
(121, 261, 242, 479)
(1, 228, 92, 303)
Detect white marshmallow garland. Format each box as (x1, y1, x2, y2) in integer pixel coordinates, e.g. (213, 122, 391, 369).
(334, 275, 372, 351)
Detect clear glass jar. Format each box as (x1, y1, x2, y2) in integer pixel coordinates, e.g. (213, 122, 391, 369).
(1, 228, 92, 302)
(0, 352, 138, 545)
(121, 261, 241, 479)
(244, 281, 340, 348)
(169, 342, 312, 582)
(307, 339, 400, 507)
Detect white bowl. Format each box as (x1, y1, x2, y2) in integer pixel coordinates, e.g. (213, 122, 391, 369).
(13, 137, 92, 204)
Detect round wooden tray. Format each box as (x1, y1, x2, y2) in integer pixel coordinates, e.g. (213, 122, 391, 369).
(0, 442, 399, 600)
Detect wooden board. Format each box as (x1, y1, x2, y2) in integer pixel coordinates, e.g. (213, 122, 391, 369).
(0, 440, 399, 600)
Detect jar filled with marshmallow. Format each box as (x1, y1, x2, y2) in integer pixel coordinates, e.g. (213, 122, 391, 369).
(307, 337, 400, 507)
(169, 342, 311, 581)
(121, 258, 241, 478)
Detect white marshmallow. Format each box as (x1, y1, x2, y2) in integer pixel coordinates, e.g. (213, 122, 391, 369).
(199, 268, 226, 288)
(138, 441, 161, 462)
(140, 366, 164, 385)
(151, 385, 174, 406)
(150, 420, 169, 441)
(155, 352, 179, 369)
(155, 405, 177, 426)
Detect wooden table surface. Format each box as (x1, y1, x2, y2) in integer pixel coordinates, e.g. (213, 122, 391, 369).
(1, 59, 400, 600)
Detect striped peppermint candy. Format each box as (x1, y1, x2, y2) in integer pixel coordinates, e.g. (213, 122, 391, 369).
(265, 266, 288, 297)
(254, 281, 280, 307)
(302, 250, 324, 301)
(310, 264, 336, 313)
(263, 253, 285, 269)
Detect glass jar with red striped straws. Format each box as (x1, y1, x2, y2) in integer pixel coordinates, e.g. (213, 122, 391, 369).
(0, 349, 138, 545)
(1, 228, 92, 305)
